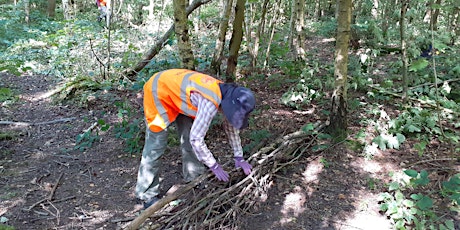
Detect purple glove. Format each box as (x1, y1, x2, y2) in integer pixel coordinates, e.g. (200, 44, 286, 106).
(234, 157, 252, 175)
(210, 163, 229, 181)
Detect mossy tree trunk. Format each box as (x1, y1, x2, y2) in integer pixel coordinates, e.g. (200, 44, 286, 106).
(225, 0, 245, 82)
(174, 0, 195, 70)
(328, 0, 351, 138)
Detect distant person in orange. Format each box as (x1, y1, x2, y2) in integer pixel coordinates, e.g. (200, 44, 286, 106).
(95, 0, 108, 22)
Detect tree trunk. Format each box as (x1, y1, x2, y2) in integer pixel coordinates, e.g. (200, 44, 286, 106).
(431, 0, 442, 31)
(47, 0, 56, 18)
(174, 0, 195, 70)
(263, 1, 281, 70)
(225, 0, 246, 82)
(249, 0, 269, 69)
(288, 0, 295, 48)
(294, 0, 307, 60)
(400, 0, 408, 101)
(125, 0, 211, 79)
(210, 0, 234, 75)
(328, 0, 351, 138)
(24, 0, 30, 23)
(62, 0, 70, 20)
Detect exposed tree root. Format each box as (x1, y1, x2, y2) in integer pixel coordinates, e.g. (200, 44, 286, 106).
(124, 123, 325, 230)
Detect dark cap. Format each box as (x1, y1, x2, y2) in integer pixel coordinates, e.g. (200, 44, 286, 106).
(220, 86, 256, 129)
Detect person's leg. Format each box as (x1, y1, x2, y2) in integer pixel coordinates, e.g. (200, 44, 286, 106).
(175, 114, 205, 182)
(135, 126, 168, 202)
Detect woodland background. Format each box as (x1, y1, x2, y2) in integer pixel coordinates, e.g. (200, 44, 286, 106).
(0, 0, 459, 229)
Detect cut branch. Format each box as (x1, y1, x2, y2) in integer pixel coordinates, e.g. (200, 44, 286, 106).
(124, 123, 324, 229)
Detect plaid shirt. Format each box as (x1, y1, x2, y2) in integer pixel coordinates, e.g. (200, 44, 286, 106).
(189, 92, 243, 168)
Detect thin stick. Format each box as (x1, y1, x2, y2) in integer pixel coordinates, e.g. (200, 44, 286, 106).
(0, 117, 76, 126)
(48, 173, 64, 200)
(408, 158, 458, 167)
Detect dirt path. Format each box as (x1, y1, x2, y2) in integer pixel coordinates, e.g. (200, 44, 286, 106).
(1, 73, 145, 229)
(0, 72, 398, 230)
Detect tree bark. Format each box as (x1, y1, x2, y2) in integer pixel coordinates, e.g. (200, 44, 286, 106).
(248, 0, 269, 69)
(225, 0, 246, 82)
(174, 0, 195, 69)
(125, 0, 212, 79)
(431, 0, 442, 31)
(62, 0, 70, 20)
(210, 0, 233, 75)
(328, 0, 351, 138)
(400, 0, 408, 101)
(47, 0, 56, 18)
(294, 0, 307, 60)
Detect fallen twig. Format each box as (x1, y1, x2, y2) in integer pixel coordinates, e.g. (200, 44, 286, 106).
(0, 117, 76, 126)
(48, 173, 64, 200)
(408, 157, 458, 167)
(25, 173, 64, 211)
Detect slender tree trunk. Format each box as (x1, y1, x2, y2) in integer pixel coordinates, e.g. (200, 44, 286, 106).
(47, 0, 56, 18)
(328, 0, 351, 138)
(174, 0, 195, 69)
(62, 0, 70, 20)
(288, 0, 296, 48)
(24, 0, 30, 23)
(400, 0, 408, 101)
(249, 0, 269, 69)
(294, 0, 307, 60)
(226, 0, 246, 82)
(263, 2, 281, 70)
(431, 0, 442, 31)
(210, 0, 234, 75)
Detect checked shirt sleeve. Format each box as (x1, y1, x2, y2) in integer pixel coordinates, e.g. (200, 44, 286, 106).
(223, 119, 243, 158)
(189, 93, 219, 168)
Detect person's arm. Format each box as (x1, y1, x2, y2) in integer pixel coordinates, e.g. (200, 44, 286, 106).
(189, 93, 218, 168)
(223, 116, 252, 175)
(222, 119, 243, 158)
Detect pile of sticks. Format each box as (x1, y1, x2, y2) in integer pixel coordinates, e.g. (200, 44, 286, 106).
(125, 125, 322, 230)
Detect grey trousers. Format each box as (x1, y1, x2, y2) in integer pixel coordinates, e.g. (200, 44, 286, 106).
(135, 114, 206, 201)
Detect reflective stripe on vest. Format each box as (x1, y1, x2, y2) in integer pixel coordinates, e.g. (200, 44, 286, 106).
(150, 71, 169, 129)
(146, 70, 222, 132)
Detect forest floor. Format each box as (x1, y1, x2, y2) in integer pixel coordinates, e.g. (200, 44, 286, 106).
(1, 38, 459, 230)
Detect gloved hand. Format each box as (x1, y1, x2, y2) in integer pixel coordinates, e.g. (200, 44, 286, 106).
(210, 163, 229, 181)
(234, 157, 252, 175)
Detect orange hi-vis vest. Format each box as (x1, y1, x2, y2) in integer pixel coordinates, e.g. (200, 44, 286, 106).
(143, 69, 223, 132)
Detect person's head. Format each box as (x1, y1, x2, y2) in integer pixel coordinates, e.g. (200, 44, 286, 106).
(220, 85, 256, 129)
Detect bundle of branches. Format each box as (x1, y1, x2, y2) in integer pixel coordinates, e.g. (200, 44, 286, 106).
(125, 124, 324, 230)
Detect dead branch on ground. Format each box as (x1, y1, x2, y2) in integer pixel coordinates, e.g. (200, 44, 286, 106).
(0, 117, 76, 127)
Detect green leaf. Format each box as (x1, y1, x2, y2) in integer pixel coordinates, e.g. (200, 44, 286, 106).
(404, 169, 418, 178)
(372, 135, 387, 150)
(395, 190, 404, 202)
(403, 199, 414, 207)
(406, 124, 421, 133)
(389, 182, 400, 191)
(442, 220, 455, 230)
(409, 59, 429, 72)
(410, 193, 422, 200)
(416, 195, 433, 210)
(301, 123, 315, 133)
